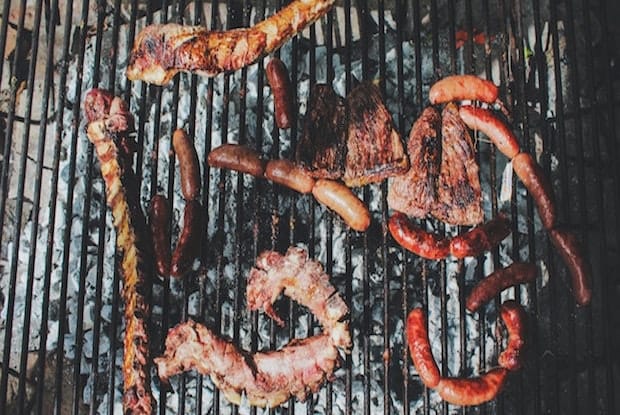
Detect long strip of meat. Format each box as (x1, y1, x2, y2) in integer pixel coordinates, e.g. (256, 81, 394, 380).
(84, 89, 154, 414)
(126, 0, 336, 85)
(155, 247, 350, 407)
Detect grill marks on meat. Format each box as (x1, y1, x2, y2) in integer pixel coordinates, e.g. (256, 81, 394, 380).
(432, 103, 483, 225)
(155, 247, 350, 407)
(296, 84, 347, 179)
(388, 106, 442, 217)
(84, 89, 154, 414)
(344, 82, 409, 187)
(126, 0, 336, 85)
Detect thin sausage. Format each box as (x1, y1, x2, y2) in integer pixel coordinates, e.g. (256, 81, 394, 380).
(466, 262, 537, 312)
(170, 200, 203, 278)
(207, 144, 266, 177)
(406, 308, 441, 388)
(436, 368, 508, 406)
(266, 58, 294, 129)
(388, 212, 450, 260)
(498, 300, 527, 371)
(429, 75, 499, 105)
(149, 195, 171, 276)
(265, 159, 315, 193)
(312, 179, 371, 232)
(512, 152, 557, 230)
(449, 215, 511, 258)
(549, 228, 592, 306)
(173, 129, 201, 201)
(459, 106, 521, 159)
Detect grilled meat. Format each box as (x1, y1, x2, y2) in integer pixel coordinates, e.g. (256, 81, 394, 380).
(155, 247, 350, 408)
(432, 103, 483, 225)
(84, 89, 154, 414)
(387, 106, 442, 217)
(126, 0, 336, 85)
(296, 84, 347, 179)
(343, 82, 409, 187)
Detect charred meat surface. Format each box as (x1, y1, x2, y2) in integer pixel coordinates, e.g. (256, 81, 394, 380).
(432, 103, 483, 225)
(126, 0, 336, 85)
(344, 82, 409, 187)
(388, 106, 442, 217)
(296, 84, 347, 179)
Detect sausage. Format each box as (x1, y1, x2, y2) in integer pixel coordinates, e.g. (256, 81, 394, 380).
(266, 58, 294, 129)
(170, 200, 203, 278)
(511, 152, 557, 230)
(311, 179, 371, 232)
(207, 144, 266, 177)
(498, 300, 527, 371)
(458, 106, 521, 160)
(429, 75, 499, 105)
(406, 308, 441, 388)
(449, 215, 511, 258)
(436, 368, 508, 406)
(388, 212, 450, 260)
(265, 159, 315, 194)
(466, 262, 537, 312)
(549, 228, 592, 306)
(149, 195, 172, 276)
(172, 129, 202, 201)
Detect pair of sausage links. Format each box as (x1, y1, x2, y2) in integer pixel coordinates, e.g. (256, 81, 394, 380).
(266, 58, 294, 129)
(149, 196, 203, 278)
(466, 262, 537, 312)
(388, 212, 511, 260)
(498, 300, 527, 371)
(406, 308, 441, 388)
(173, 129, 201, 201)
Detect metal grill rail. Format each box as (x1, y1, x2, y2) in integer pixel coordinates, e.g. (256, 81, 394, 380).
(0, 0, 619, 414)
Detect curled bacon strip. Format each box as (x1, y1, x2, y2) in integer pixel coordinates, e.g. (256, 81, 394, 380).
(85, 89, 154, 414)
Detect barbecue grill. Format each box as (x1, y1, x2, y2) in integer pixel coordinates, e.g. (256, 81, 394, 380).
(1, 0, 619, 413)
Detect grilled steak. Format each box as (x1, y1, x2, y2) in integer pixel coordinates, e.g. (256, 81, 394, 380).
(296, 84, 347, 179)
(432, 103, 483, 225)
(343, 82, 409, 187)
(388, 106, 442, 217)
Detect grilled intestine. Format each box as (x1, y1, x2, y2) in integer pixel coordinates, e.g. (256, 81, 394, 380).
(84, 89, 155, 414)
(126, 0, 336, 85)
(154, 247, 350, 408)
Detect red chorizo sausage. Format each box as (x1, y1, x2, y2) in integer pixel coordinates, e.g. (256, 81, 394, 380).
(170, 200, 203, 278)
(265, 159, 315, 193)
(266, 58, 294, 129)
(466, 263, 537, 312)
(498, 300, 527, 371)
(436, 368, 508, 406)
(429, 75, 499, 105)
(312, 179, 371, 232)
(458, 106, 521, 159)
(173, 129, 202, 201)
(388, 212, 450, 260)
(449, 215, 511, 258)
(149, 195, 171, 276)
(549, 228, 592, 306)
(207, 144, 266, 177)
(512, 152, 557, 230)
(406, 308, 441, 388)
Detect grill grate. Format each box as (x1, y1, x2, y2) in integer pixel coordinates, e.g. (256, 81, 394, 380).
(0, 0, 619, 414)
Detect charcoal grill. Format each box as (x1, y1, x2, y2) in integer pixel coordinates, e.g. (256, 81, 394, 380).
(1, 0, 619, 413)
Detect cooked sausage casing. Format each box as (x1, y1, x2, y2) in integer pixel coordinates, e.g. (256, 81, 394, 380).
(436, 368, 508, 406)
(173, 129, 201, 201)
(207, 143, 266, 177)
(549, 227, 592, 306)
(406, 308, 441, 388)
(459, 105, 521, 159)
(170, 200, 203, 278)
(266, 58, 294, 129)
(265, 159, 315, 194)
(429, 75, 499, 105)
(312, 179, 371, 232)
(149, 195, 172, 276)
(498, 300, 527, 371)
(449, 215, 511, 258)
(388, 212, 450, 260)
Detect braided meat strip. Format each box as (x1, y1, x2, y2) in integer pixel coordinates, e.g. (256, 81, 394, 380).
(84, 89, 154, 414)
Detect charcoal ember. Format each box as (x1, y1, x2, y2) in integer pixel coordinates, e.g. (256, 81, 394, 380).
(432, 103, 483, 226)
(296, 84, 347, 179)
(388, 106, 442, 217)
(343, 82, 409, 187)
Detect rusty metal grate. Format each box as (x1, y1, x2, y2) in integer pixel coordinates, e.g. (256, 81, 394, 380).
(0, 0, 619, 414)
